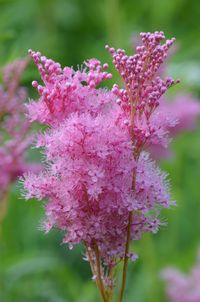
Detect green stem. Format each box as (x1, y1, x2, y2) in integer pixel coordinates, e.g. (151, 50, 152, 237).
(118, 211, 133, 302)
(94, 243, 108, 302)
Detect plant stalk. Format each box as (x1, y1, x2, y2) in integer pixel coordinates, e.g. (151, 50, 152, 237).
(118, 211, 133, 302)
(94, 243, 108, 302)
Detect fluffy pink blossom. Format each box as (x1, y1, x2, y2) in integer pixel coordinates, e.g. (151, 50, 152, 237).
(161, 249, 200, 302)
(22, 31, 177, 300)
(0, 59, 38, 201)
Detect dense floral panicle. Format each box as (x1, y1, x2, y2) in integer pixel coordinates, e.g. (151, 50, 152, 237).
(22, 112, 172, 262)
(106, 31, 179, 151)
(106, 31, 176, 107)
(23, 148, 171, 262)
(130, 34, 200, 160)
(131, 32, 179, 77)
(161, 250, 200, 302)
(27, 50, 112, 126)
(0, 59, 38, 200)
(22, 31, 176, 268)
(131, 34, 200, 160)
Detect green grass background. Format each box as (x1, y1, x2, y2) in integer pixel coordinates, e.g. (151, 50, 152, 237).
(0, 0, 200, 301)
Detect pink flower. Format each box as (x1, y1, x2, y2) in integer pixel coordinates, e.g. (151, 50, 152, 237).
(131, 33, 200, 160)
(0, 59, 39, 201)
(162, 94, 200, 134)
(148, 94, 200, 159)
(22, 31, 177, 299)
(161, 249, 200, 302)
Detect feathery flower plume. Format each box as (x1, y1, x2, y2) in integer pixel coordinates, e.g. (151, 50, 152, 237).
(22, 31, 178, 302)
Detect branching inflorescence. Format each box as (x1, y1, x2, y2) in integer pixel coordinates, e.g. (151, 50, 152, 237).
(22, 31, 179, 302)
(131, 32, 200, 160)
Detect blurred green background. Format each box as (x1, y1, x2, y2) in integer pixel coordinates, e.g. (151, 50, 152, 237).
(0, 0, 200, 301)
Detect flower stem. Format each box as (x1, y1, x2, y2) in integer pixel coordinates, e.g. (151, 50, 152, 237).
(0, 192, 8, 224)
(85, 243, 107, 302)
(118, 211, 133, 302)
(94, 243, 108, 302)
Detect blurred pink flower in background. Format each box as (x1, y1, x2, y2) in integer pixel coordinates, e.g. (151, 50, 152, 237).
(149, 93, 200, 159)
(163, 94, 200, 135)
(161, 249, 200, 302)
(0, 59, 39, 202)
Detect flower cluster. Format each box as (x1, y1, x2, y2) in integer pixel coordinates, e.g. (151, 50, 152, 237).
(161, 249, 200, 302)
(22, 31, 177, 299)
(0, 59, 36, 201)
(106, 32, 179, 152)
(131, 33, 200, 160)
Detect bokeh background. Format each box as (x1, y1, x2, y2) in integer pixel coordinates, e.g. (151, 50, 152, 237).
(0, 0, 200, 301)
